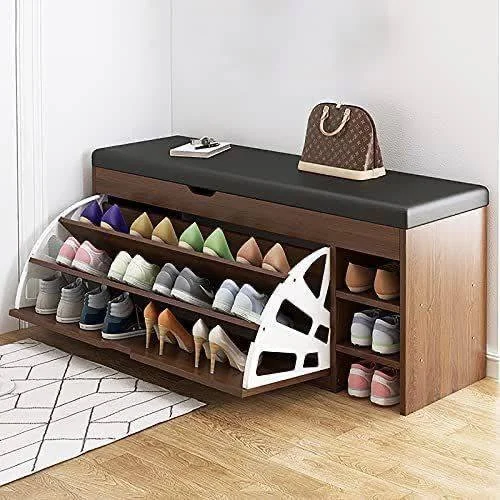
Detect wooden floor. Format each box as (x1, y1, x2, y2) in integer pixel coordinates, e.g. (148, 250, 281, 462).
(0, 327, 498, 499)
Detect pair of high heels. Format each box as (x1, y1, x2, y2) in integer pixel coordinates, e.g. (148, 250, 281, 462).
(237, 239, 290, 274)
(192, 320, 247, 374)
(144, 302, 193, 355)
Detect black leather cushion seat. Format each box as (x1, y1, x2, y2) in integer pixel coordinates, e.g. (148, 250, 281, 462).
(92, 135, 488, 229)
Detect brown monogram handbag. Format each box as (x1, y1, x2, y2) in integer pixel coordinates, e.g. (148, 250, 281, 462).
(298, 102, 385, 180)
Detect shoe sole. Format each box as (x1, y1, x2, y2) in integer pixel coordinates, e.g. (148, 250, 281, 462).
(35, 307, 57, 315)
(152, 283, 172, 296)
(179, 241, 199, 252)
(370, 395, 400, 406)
(107, 270, 125, 282)
(79, 322, 104, 331)
(230, 305, 262, 325)
(171, 289, 212, 308)
(56, 256, 73, 267)
(375, 293, 400, 300)
(346, 285, 372, 293)
(56, 316, 80, 324)
(212, 299, 233, 314)
(351, 337, 372, 347)
(72, 261, 107, 277)
(372, 344, 400, 354)
(348, 388, 370, 398)
(123, 275, 153, 291)
(102, 329, 146, 340)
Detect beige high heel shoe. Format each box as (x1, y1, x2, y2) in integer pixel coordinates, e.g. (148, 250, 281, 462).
(208, 325, 247, 374)
(192, 319, 227, 368)
(158, 308, 194, 355)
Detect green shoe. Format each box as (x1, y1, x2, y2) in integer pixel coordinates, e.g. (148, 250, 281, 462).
(179, 222, 204, 252)
(203, 228, 234, 261)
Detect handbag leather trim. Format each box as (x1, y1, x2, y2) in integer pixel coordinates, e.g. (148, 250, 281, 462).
(298, 161, 386, 181)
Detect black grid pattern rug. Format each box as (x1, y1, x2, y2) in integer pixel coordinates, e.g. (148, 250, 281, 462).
(0, 339, 204, 486)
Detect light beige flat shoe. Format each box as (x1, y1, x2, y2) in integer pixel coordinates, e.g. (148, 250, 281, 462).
(262, 243, 290, 273)
(130, 212, 154, 239)
(374, 262, 400, 300)
(345, 262, 376, 293)
(152, 217, 178, 245)
(236, 237, 263, 267)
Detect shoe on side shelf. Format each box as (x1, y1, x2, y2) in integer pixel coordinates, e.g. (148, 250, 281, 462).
(203, 228, 234, 261)
(171, 267, 215, 308)
(370, 368, 400, 406)
(130, 212, 153, 239)
(350, 309, 382, 347)
(347, 360, 376, 398)
(236, 237, 263, 267)
(152, 263, 180, 297)
(35, 273, 66, 315)
(212, 279, 240, 314)
(262, 243, 290, 274)
(56, 278, 86, 324)
(152, 217, 178, 245)
(102, 292, 145, 340)
(178, 222, 204, 252)
(122, 255, 160, 291)
(231, 284, 268, 324)
(374, 262, 400, 300)
(45, 235, 64, 262)
(101, 204, 129, 233)
(192, 319, 227, 368)
(72, 241, 112, 277)
(80, 200, 103, 226)
(56, 237, 81, 267)
(158, 309, 194, 355)
(79, 285, 111, 330)
(345, 262, 376, 293)
(208, 325, 247, 374)
(144, 301, 160, 348)
(108, 251, 132, 282)
(372, 315, 400, 354)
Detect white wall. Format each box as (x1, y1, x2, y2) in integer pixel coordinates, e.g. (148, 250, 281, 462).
(171, 0, 500, 365)
(0, 1, 20, 332)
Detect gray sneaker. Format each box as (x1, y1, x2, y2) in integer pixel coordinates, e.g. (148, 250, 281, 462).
(213, 279, 240, 313)
(372, 315, 400, 354)
(35, 273, 66, 314)
(350, 309, 382, 347)
(231, 284, 268, 324)
(171, 267, 215, 308)
(56, 278, 87, 323)
(152, 263, 180, 296)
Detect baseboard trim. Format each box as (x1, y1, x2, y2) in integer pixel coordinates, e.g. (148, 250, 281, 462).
(486, 351, 499, 380)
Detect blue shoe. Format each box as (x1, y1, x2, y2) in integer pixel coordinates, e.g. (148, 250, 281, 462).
(101, 204, 129, 233)
(79, 285, 111, 330)
(102, 292, 145, 339)
(80, 201, 103, 226)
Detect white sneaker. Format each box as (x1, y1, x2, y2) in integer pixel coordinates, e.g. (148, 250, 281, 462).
(108, 251, 132, 282)
(123, 255, 160, 291)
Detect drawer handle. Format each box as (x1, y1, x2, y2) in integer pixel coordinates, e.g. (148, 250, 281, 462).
(188, 186, 216, 197)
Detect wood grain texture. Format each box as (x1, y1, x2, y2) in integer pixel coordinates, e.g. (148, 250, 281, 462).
(94, 167, 400, 259)
(0, 327, 497, 498)
(401, 208, 487, 415)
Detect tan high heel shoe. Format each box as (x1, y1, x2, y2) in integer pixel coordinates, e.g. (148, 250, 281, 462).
(262, 243, 290, 273)
(158, 308, 194, 355)
(192, 319, 227, 368)
(208, 325, 247, 374)
(144, 301, 159, 349)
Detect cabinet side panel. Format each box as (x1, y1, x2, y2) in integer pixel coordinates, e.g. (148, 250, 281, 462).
(402, 208, 487, 415)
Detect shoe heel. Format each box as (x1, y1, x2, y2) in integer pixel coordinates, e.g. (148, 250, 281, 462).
(194, 337, 205, 368)
(145, 318, 156, 349)
(209, 342, 221, 374)
(158, 325, 175, 355)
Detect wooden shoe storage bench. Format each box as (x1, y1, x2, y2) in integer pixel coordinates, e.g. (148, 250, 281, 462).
(10, 136, 488, 415)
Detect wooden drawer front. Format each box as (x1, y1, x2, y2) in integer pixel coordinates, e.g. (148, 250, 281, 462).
(94, 167, 400, 259)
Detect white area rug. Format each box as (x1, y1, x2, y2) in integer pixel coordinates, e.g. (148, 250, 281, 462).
(0, 339, 205, 486)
